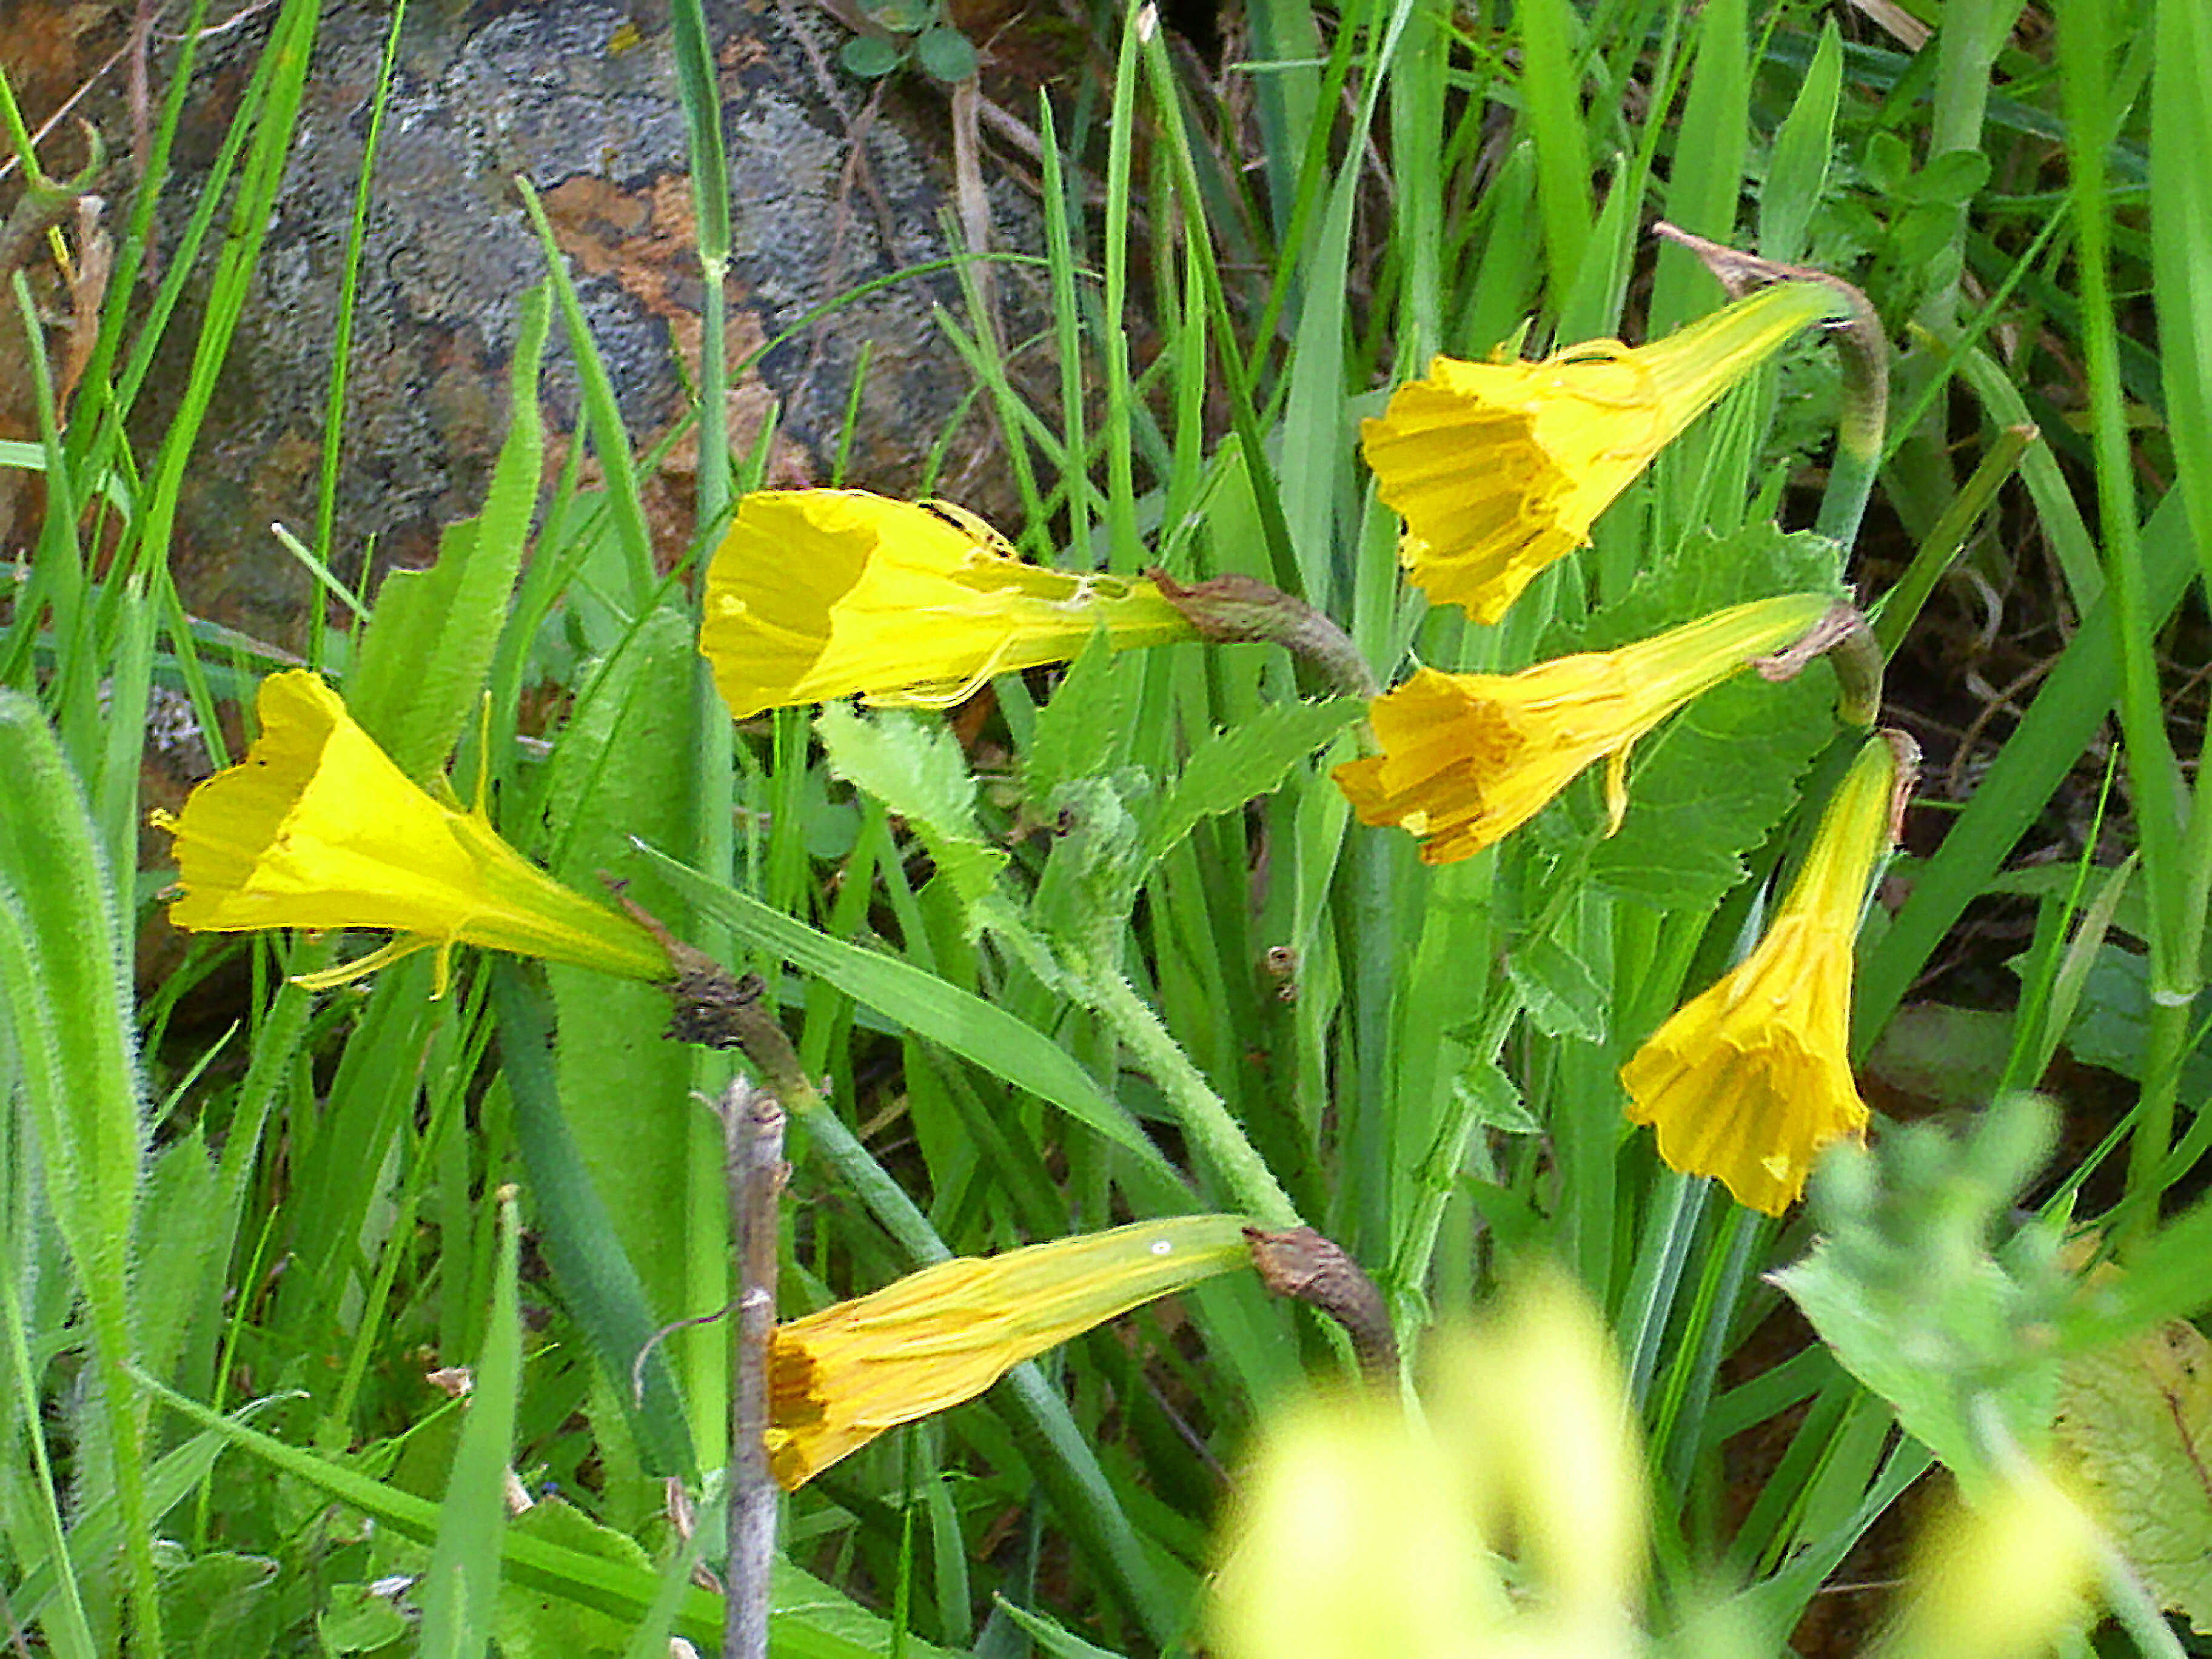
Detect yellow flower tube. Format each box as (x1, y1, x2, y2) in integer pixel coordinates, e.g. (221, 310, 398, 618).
(1333, 594, 1833, 865)
(1362, 281, 1845, 625)
(699, 489, 1199, 720)
(1620, 732, 1906, 1215)
(768, 1214, 1252, 1489)
(152, 671, 672, 995)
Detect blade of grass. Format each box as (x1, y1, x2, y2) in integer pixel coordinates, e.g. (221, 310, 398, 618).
(417, 1187, 523, 1658)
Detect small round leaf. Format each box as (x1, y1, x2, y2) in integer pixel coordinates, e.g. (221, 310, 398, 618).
(915, 25, 979, 84)
(839, 34, 906, 77)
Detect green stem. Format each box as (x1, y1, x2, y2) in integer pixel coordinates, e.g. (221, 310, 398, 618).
(1871, 424, 2037, 660)
(2061, 0, 2189, 1242)
(1811, 293, 1889, 550)
(1382, 991, 1518, 1338)
(1080, 968, 1301, 1228)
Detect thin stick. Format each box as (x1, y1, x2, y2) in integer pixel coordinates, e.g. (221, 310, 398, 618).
(722, 1079, 785, 1659)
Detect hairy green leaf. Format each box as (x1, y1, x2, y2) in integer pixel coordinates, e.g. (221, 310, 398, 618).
(1143, 699, 1364, 862)
(818, 703, 1008, 913)
(1773, 1094, 2069, 1489)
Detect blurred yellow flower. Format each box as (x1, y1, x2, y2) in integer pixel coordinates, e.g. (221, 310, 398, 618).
(1209, 1268, 1644, 1659)
(699, 489, 1198, 720)
(767, 1215, 1251, 1489)
(1620, 732, 1905, 1215)
(1879, 1469, 2099, 1659)
(1333, 594, 1832, 865)
(1362, 281, 1843, 624)
(152, 671, 672, 996)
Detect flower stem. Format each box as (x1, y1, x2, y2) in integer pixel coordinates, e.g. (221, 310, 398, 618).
(1650, 221, 1887, 549)
(1079, 968, 1301, 1228)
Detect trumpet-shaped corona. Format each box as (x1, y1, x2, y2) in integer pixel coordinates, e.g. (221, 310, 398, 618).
(151, 671, 672, 995)
(1333, 594, 1833, 865)
(699, 489, 1198, 720)
(767, 1215, 1252, 1489)
(1620, 734, 1903, 1214)
(1362, 281, 1843, 623)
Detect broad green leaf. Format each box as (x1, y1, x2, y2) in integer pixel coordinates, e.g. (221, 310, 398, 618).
(632, 842, 1179, 1180)
(838, 34, 904, 78)
(2054, 1318, 2212, 1632)
(1454, 1059, 1537, 1136)
(348, 286, 548, 782)
(159, 1553, 281, 1657)
(1503, 934, 1604, 1044)
(494, 966, 694, 1480)
(1772, 1094, 2070, 1489)
(817, 703, 1008, 913)
(1546, 525, 1848, 906)
(914, 24, 977, 82)
(545, 609, 702, 1374)
(1142, 699, 1364, 862)
(320, 1584, 413, 1653)
(1863, 1004, 2013, 1112)
(2063, 944, 2212, 1099)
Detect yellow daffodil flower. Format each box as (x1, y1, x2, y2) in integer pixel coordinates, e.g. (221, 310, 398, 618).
(1333, 594, 1834, 865)
(767, 1214, 1252, 1489)
(1620, 732, 1907, 1215)
(151, 671, 672, 996)
(699, 489, 1198, 720)
(1362, 281, 1845, 624)
(1210, 1270, 1645, 1659)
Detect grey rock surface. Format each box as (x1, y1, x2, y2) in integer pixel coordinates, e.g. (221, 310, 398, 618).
(139, 0, 1044, 643)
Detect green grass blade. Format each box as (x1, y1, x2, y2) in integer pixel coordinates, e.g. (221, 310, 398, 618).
(636, 843, 1180, 1178)
(416, 1188, 523, 1658)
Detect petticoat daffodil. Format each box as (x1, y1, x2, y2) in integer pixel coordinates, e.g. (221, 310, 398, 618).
(699, 488, 1198, 720)
(1620, 732, 1908, 1215)
(768, 1214, 1251, 1489)
(1362, 281, 1844, 624)
(152, 670, 672, 996)
(1333, 593, 1834, 865)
